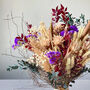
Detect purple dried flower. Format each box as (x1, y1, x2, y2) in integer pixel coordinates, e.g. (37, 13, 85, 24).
(45, 51, 61, 64)
(26, 34, 37, 38)
(46, 51, 56, 58)
(69, 25, 78, 32)
(26, 35, 31, 38)
(60, 25, 78, 36)
(49, 57, 56, 64)
(60, 30, 65, 36)
(12, 44, 15, 49)
(68, 30, 74, 34)
(12, 33, 38, 49)
(14, 38, 21, 46)
(32, 35, 37, 38)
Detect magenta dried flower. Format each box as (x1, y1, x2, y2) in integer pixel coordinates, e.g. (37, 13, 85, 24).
(52, 4, 69, 24)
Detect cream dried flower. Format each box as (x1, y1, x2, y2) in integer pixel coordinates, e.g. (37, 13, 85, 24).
(53, 23, 65, 35)
(53, 35, 64, 46)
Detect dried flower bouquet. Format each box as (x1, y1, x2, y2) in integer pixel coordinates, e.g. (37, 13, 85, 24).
(7, 4, 90, 90)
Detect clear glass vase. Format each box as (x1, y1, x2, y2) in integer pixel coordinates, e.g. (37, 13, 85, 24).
(54, 87, 69, 90)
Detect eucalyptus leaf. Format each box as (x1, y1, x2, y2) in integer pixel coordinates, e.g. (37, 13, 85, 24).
(63, 84, 68, 89)
(7, 60, 39, 73)
(51, 79, 54, 85)
(88, 68, 90, 73)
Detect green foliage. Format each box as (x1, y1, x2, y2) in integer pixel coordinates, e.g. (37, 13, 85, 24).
(81, 66, 90, 73)
(7, 65, 19, 71)
(63, 84, 68, 89)
(47, 71, 61, 87)
(47, 72, 56, 86)
(47, 71, 58, 80)
(75, 18, 80, 25)
(67, 13, 86, 26)
(7, 60, 39, 73)
(55, 81, 57, 88)
(29, 63, 39, 73)
(51, 79, 54, 86)
(88, 68, 90, 73)
(67, 13, 74, 25)
(71, 80, 75, 83)
(47, 72, 52, 80)
(69, 84, 72, 87)
(80, 14, 85, 24)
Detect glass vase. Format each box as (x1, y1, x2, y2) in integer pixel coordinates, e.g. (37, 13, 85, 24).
(54, 87, 69, 90)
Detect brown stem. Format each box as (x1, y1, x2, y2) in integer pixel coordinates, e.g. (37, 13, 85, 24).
(50, 22, 54, 49)
(80, 20, 90, 40)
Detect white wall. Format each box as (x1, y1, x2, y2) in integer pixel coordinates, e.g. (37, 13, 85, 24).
(0, 0, 90, 86)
